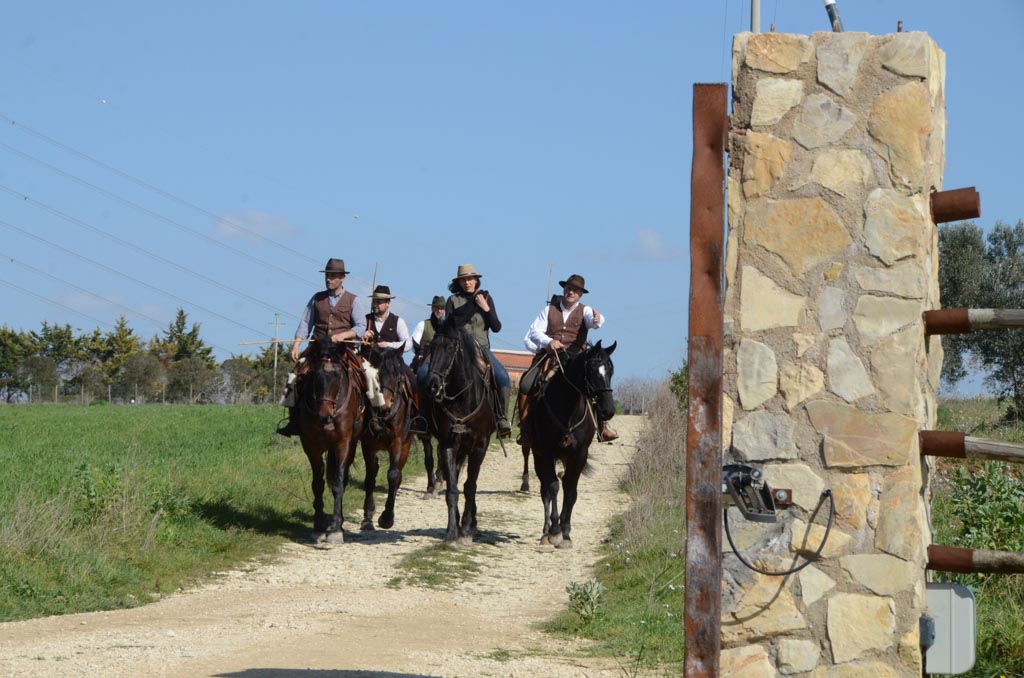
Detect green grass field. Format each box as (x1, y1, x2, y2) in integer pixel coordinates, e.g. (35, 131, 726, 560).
(0, 404, 426, 622)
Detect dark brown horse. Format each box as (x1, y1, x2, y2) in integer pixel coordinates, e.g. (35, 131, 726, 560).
(413, 346, 444, 495)
(358, 347, 416, 530)
(425, 324, 495, 545)
(296, 338, 366, 544)
(525, 340, 616, 549)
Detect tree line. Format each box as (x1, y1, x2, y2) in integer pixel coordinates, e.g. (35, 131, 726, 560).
(0, 309, 287, 405)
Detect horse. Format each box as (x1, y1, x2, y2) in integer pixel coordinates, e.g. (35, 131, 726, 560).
(412, 346, 444, 495)
(358, 346, 416, 530)
(425, 324, 496, 545)
(296, 337, 366, 544)
(525, 340, 617, 549)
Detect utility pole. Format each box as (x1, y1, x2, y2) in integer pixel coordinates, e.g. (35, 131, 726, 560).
(271, 313, 280, 402)
(751, 0, 760, 32)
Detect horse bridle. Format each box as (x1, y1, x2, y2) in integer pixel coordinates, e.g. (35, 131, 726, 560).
(428, 334, 488, 432)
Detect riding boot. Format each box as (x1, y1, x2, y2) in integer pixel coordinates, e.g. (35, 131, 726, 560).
(515, 392, 530, 445)
(495, 386, 512, 439)
(598, 418, 619, 442)
(276, 406, 299, 437)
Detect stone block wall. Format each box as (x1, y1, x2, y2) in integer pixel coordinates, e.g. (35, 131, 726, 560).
(719, 32, 945, 675)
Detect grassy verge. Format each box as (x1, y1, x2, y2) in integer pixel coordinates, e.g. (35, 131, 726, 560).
(0, 404, 426, 622)
(932, 397, 1024, 677)
(543, 385, 685, 674)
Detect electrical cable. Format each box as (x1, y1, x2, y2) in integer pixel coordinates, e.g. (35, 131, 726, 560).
(724, 489, 835, 576)
(0, 184, 297, 320)
(0, 217, 269, 338)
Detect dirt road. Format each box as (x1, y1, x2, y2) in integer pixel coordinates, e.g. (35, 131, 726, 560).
(0, 415, 644, 677)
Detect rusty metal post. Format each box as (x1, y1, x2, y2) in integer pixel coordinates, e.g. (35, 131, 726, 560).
(684, 83, 727, 678)
(930, 186, 981, 224)
(924, 308, 1024, 335)
(928, 545, 1024, 574)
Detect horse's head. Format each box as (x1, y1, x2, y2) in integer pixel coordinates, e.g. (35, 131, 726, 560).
(374, 347, 407, 412)
(426, 326, 462, 403)
(310, 341, 352, 430)
(582, 340, 617, 421)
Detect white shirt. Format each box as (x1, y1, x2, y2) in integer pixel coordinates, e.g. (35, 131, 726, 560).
(411, 312, 444, 345)
(369, 313, 412, 352)
(525, 302, 604, 353)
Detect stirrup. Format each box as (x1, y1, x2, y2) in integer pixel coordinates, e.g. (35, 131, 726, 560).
(276, 417, 298, 437)
(410, 416, 428, 435)
(496, 418, 513, 439)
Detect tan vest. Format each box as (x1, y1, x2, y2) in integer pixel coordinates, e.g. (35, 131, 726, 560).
(450, 294, 489, 349)
(546, 302, 588, 354)
(312, 290, 356, 340)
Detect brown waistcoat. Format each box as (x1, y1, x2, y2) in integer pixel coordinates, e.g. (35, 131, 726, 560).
(312, 290, 356, 340)
(546, 302, 588, 353)
(366, 312, 400, 343)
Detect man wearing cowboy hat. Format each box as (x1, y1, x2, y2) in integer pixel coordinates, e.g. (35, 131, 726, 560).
(411, 295, 446, 372)
(362, 285, 412, 353)
(277, 257, 367, 436)
(520, 273, 617, 442)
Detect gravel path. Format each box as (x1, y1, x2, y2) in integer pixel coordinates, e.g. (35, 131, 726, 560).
(0, 415, 644, 677)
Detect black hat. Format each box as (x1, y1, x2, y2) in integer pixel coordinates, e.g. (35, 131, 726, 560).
(429, 295, 446, 308)
(320, 258, 350, 274)
(558, 274, 589, 294)
(369, 285, 395, 300)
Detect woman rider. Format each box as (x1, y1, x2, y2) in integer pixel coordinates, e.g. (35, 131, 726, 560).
(440, 263, 513, 439)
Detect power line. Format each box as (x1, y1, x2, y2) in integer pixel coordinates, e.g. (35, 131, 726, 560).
(0, 183, 297, 320)
(0, 216, 269, 338)
(0, 140, 318, 287)
(1, 113, 323, 266)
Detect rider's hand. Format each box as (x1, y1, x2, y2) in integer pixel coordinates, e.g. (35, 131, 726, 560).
(362, 331, 374, 343)
(290, 344, 301, 362)
(592, 309, 602, 324)
(548, 339, 564, 352)
(474, 293, 490, 312)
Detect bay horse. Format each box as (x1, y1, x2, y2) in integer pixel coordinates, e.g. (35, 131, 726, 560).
(296, 337, 366, 544)
(425, 324, 496, 545)
(525, 340, 617, 549)
(358, 347, 416, 530)
(412, 347, 444, 495)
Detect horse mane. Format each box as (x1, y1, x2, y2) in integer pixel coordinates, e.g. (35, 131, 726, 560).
(375, 348, 405, 383)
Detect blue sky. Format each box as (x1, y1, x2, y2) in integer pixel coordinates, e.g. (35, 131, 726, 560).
(1, 1, 1022, 383)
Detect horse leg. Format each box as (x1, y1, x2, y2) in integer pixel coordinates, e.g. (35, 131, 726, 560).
(360, 442, 379, 531)
(519, 440, 531, 493)
(458, 447, 485, 545)
(556, 457, 584, 550)
(324, 444, 346, 543)
(379, 435, 409, 529)
(532, 448, 561, 546)
(306, 449, 329, 541)
(421, 434, 437, 496)
(441, 445, 461, 543)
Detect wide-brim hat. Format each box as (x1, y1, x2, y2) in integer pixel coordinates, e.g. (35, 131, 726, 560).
(369, 284, 395, 300)
(452, 263, 482, 282)
(320, 258, 350, 275)
(558, 274, 589, 294)
(429, 295, 446, 308)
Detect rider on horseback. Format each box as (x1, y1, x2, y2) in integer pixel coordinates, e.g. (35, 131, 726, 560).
(277, 257, 367, 437)
(443, 263, 513, 439)
(411, 295, 446, 372)
(519, 273, 618, 442)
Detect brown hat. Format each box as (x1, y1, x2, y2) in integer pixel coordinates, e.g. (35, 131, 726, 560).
(429, 295, 446, 308)
(558, 274, 589, 294)
(320, 258, 349, 275)
(452, 263, 482, 282)
(369, 285, 395, 300)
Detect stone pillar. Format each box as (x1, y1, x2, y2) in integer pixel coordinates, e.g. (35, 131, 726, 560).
(719, 32, 945, 676)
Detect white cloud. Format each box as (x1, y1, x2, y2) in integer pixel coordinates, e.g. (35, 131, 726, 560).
(213, 211, 299, 243)
(630, 228, 686, 262)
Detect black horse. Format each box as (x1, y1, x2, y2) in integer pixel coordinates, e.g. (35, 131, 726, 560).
(296, 338, 366, 544)
(525, 340, 617, 549)
(425, 324, 496, 545)
(413, 346, 444, 496)
(358, 347, 416, 530)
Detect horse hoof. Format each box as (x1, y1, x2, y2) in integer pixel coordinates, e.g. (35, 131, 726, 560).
(519, 483, 530, 493)
(326, 530, 345, 544)
(378, 513, 395, 529)
(311, 531, 328, 544)
(360, 521, 375, 532)
(555, 539, 574, 550)
(539, 534, 551, 545)
(455, 535, 473, 547)
(549, 532, 564, 546)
